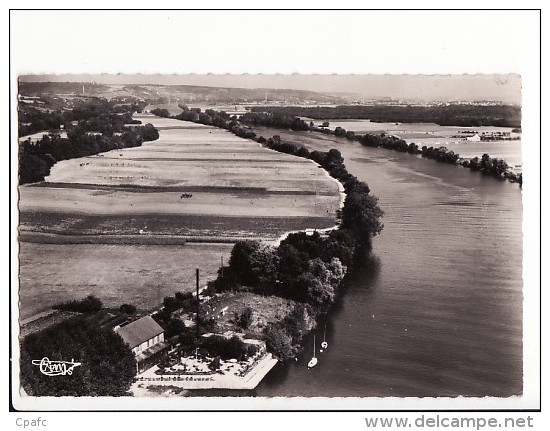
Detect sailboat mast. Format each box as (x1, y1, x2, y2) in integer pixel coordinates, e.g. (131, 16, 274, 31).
(313, 334, 316, 358)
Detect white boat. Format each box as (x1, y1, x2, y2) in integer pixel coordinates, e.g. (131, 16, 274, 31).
(321, 323, 328, 350)
(307, 334, 318, 368)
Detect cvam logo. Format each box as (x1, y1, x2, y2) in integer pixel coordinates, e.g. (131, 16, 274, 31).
(31, 357, 82, 376)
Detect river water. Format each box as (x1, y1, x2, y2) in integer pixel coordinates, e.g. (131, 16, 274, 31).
(312, 119, 523, 167)
(251, 130, 523, 398)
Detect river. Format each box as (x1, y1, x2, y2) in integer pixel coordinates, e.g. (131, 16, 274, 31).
(250, 129, 523, 397)
(310, 119, 523, 167)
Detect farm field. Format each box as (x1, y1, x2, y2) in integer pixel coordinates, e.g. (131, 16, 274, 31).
(18, 114, 341, 318)
(19, 114, 340, 241)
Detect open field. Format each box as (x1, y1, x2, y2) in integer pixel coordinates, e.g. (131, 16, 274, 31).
(18, 242, 234, 320)
(20, 180, 335, 220)
(18, 114, 340, 318)
(19, 115, 339, 241)
(19, 212, 331, 242)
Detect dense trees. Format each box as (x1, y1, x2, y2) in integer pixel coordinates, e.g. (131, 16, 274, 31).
(461, 153, 520, 183)
(200, 335, 256, 361)
(341, 193, 384, 240)
(151, 292, 198, 339)
(20, 316, 136, 396)
(264, 302, 316, 360)
(18, 98, 160, 184)
(139, 123, 160, 141)
(240, 112, 310, 131)
(119, 304, 137, 315)
(264, 326, 295, 360)
(227, 241, 263, 287)
(249, 104, 522, 128)
(176, 110, 200, 122)
(420, 145, 459, 163)
(150, 108, 171, 118)
(357, 132, 413, 154)
(159, 106, 386, 360)
(223, 238, 346, 306)
(221, 236, 349, 308)
(18, 107, 65, 137)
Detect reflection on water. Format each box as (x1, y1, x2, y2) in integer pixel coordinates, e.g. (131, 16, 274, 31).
(251, 134, 523, 398)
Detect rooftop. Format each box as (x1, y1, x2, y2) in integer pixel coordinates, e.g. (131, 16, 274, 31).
(116, 315, 164, 349)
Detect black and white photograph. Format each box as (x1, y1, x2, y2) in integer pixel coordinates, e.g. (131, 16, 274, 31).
(7, 6, 543, 425)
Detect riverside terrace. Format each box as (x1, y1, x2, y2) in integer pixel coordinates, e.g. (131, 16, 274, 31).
(131, 333, 278, 392)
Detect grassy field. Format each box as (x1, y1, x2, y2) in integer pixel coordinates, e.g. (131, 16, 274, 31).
(18, 242, 234, 320)
(20, 185, 336, 219)
(18, 114, 341, 319)
(19, 115, 339, 240)
(19, 212, 334, 241)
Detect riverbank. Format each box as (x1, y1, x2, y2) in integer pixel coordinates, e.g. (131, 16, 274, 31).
(157, 109, 384, 363)
(270, 158, 346, 247)
(237, 111, 522, 186)
(253, 130, 523, 397)
(18, 113, 341, 319)
(18, 112, 349, 396)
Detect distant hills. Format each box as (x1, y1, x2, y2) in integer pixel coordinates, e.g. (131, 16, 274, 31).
(18, 74, 522, 105)
(18, 81, 348, 105)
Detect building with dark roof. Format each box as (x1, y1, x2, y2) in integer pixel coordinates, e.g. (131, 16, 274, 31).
(115, 316, 168, 373)
(116, 315, 164, 355)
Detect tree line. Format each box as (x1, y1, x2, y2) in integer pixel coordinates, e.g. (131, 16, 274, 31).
(18, 98, 159, 184)
(238, 111, 522, 186)
(248, 104, 522, 128)
(19, 98, 146, 137)
(151, 107, 385, 360)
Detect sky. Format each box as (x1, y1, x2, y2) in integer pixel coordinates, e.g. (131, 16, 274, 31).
(11, 10, 533, 105)
(19, 73, 522, 104)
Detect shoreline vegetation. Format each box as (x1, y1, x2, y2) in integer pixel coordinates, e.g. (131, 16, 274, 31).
(248, 104, 522, 128)
(236, 111, 523, 187)
(18, 101, 384, 395)
(151, 106, 384, 360)
(18, 98, 520, 394)
(151, 106, 522, 186)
